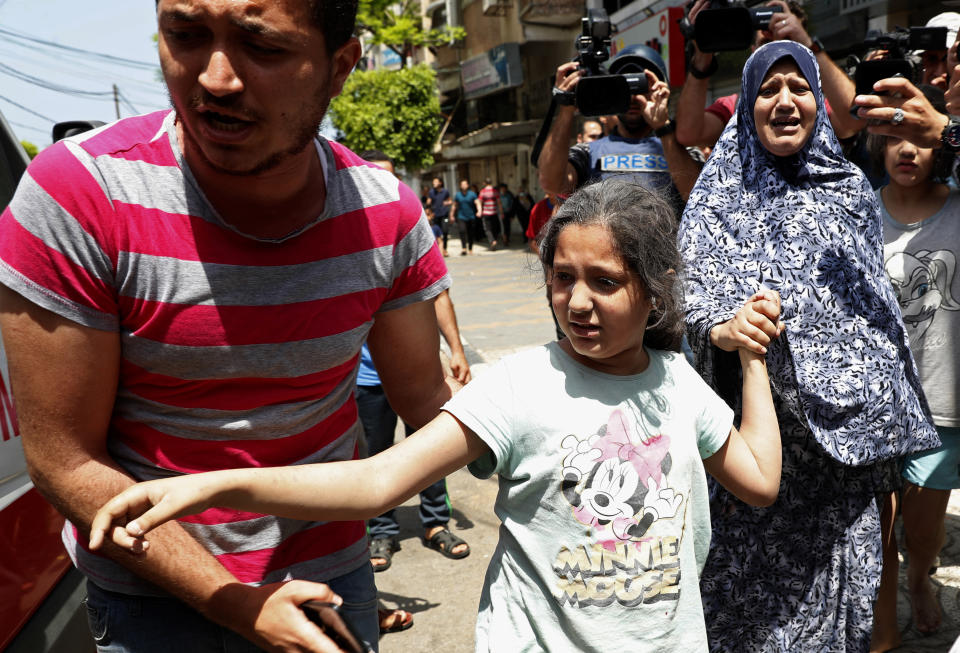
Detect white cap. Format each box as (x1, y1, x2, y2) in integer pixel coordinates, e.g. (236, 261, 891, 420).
(926, 12, 960, 49)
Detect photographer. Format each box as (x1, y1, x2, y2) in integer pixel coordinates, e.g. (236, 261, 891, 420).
(675, 0, 863, 148)
(853, 15, 960, 160)
(537, 46, 702, 204)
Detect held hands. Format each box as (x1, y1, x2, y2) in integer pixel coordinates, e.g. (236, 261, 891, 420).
(710, 290, 784, 355)
(853, 77, 949, 148)
(89, 473, 225, 553)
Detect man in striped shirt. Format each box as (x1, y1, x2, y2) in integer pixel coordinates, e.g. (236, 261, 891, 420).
(0, 1, 457, 651)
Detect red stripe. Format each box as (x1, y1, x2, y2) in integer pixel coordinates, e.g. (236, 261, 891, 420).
(78, 111, 171, 159)
(0, 213, 118, 316)
(112, 196, 415, 266)
(216, 520, 366, 583)
(118, 290, 382, 346)
(0, 489, 70, 651)
(120, 355, 359, 411)
(112, 397, 359, 473)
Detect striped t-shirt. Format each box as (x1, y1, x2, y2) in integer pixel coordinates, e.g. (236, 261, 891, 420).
(0, 110, 450, 595)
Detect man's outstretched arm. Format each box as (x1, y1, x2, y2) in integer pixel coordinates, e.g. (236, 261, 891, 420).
(0, 286, 342, 651)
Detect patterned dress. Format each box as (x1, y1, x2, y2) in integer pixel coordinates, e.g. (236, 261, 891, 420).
(678, 42, 938, 652)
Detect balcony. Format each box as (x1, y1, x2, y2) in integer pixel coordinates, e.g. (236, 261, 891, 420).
(518, 0, 583, 26)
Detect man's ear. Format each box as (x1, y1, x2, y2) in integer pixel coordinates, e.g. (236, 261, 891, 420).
(328, 37, 362, 99)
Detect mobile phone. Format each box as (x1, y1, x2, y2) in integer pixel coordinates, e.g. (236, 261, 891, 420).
(301, 601, 371, 653)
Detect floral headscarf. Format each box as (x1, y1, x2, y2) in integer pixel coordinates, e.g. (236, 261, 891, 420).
(678, 41, 937, 465)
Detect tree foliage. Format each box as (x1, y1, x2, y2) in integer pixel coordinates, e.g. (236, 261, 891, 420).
(357, 0, 465, 67)
(20, 140, 37, 159)
(330, 64, 441, 171)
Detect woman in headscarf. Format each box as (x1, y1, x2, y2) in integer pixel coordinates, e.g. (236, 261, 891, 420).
(678, 41, 938, 652)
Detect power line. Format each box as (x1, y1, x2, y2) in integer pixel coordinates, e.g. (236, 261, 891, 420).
(0, 94, 56, 123)
(8, 119, 49, 138)
(0, 62, 115, 98)
(0, 26, 157, 70)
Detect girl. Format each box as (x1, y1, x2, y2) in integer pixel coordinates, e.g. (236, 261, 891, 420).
(869, 85, 960, 651)
(679, 42, 937, 653)
(90, 179, 783, 652)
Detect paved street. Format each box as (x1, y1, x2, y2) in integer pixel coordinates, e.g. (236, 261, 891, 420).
(373, 239, 960, 653)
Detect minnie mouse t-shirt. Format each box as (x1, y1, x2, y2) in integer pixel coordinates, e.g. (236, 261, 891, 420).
(443, 343, 732, 652)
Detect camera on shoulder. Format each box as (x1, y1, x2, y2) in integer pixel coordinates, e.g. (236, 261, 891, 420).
(573, 9, 670, 116)
(854, 26, 947, 95)
(680, 0, 781, 53)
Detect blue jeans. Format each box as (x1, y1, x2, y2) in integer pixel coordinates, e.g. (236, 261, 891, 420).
(355, 384, 451, 539)
(84, 564, 379, 652)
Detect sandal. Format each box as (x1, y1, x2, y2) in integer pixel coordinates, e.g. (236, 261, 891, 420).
(369, 536, 399, 572)
(378, 607, 413, 634)
(422, 527, 470, 560)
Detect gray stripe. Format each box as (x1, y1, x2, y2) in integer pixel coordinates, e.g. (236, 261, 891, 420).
(180, 514, 312, 556)
(380, 275, 451, 313)
(121, 321, 369, 379)
(113, 366, 361, 441)
(263, 537, 369, 584)
(0, 261, 118, 332)
(116, 246, 394, 306)
(10, 172, 115, 285)
(391, 213, 441, 279)
(323, 150, 401, 219)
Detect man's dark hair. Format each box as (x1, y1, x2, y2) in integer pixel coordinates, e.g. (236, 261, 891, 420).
(154, 0, 357, 53)
(360, 149, 393, 165)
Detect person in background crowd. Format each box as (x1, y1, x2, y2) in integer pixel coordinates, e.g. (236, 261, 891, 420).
(514, 181, 534, 243)
(679, 41, 937, 652)
(454, 179, 478, 255)
(868, 85, 960, 652)
(917, 13, 960, 91)
(498, 183, 515, 247)
(525, 194, 564, 340)
(538, 45, 702, 208)
(675, 0, 862, 149)
(478, 178, 503, 251)
(577, 118, 603, 144)
(0, 0, 461, 651)
(429, 175, 453, 257)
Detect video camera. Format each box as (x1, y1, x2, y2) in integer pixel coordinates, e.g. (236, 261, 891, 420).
(573, 8, 649, 116)
(854, 26, 947, 95)
(681, 0, 781, 53)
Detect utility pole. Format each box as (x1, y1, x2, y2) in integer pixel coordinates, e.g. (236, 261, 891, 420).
(113, 84, 120, 120)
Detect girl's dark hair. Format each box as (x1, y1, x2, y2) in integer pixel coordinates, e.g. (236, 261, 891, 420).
(155, 0, 357, 54)
(867, 84, 955, 182)
(538, 179, 684, 351)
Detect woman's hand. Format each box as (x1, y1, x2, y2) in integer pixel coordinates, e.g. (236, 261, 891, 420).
(710, 290, 784, 354)
(89, 472, 230, 553)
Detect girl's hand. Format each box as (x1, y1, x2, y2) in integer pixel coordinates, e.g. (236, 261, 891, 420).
(710, 290, 784, 354)
(89, 473, 226, 553)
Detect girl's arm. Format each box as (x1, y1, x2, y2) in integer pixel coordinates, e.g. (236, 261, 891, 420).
(702, 290, 783, 507)
(90, 412, 490, 552)
(703, 349, 781, 506)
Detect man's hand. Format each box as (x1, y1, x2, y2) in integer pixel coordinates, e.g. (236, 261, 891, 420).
(762, 0, 812, 48)
(448, 351, 471, 384)
(219, 581, 353, 653)
(946, 39, 960, 114)
(642, 71, 670, 130)
(710, 290, 784, 355)
(554, 61, 582, 95)
(853, 77, 949, 148)
(686, 0, 714, 69)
